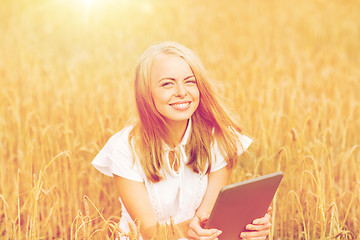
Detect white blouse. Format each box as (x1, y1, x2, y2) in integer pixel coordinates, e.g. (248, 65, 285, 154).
(92, 119, 253, 239)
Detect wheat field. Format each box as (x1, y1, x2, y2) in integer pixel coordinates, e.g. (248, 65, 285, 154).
(1, 0, 359, 239)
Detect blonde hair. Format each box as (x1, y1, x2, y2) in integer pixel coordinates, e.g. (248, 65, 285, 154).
(130, 41, 243, 182)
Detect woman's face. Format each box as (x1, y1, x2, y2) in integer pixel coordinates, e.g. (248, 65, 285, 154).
(150, 54, 200, 128)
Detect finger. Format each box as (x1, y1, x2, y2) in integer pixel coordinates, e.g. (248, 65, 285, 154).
(241, 236, 266, 240)
(246, 222, 271, 231)
(240, 229, 270, 239)
(189, 219, 219, 236)
(241, 237, 266, 240)
(188, 220, 222, 238)
(252, 214, 271, 225)
(197, 212, 210, 222)
(188, 228, 222, 240)
(188, 228, 221, 237)
(195, 212, 210, 228)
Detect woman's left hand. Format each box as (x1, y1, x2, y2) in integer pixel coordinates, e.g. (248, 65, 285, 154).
(239, 208, 272, 239)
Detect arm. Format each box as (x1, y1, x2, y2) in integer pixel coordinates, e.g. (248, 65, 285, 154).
(196, 166, 231, 217)
(113, 175, 190, 240)
(187, 166, 231, 239)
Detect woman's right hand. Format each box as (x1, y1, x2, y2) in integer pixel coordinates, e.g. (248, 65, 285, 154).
(187, 212, 222, 240)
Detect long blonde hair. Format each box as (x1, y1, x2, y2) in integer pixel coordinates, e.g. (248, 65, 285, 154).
(130, 41, 243, 182)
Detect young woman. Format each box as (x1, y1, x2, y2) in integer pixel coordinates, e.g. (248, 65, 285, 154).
(92, 42, 272, 240)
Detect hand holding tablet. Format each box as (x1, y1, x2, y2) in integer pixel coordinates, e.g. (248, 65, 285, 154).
(205, 172, 283, 240)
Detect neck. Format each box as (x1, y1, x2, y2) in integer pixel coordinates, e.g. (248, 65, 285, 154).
(167, 119, 189, 145)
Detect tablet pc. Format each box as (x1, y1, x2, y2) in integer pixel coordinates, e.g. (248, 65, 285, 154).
(205, 172, 283, 240)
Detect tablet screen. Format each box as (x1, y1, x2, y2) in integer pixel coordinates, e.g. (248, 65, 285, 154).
(205, 172, 283, 240)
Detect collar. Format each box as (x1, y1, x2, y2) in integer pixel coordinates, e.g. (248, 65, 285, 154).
(162, 119, 192, 209)
(163, 118, 192, 151)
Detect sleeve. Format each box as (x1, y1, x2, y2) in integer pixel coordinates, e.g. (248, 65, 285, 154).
(210, 133, 253, 172)
(91, 127, 144, 182)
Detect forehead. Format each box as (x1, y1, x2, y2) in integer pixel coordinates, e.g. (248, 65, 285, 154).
(150, 54, 193, 81)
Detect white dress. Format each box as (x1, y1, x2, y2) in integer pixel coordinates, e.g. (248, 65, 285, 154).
(92, 119, 252, 239)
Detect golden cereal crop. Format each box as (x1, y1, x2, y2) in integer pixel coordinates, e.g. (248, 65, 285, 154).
(1, 0, 359, 239)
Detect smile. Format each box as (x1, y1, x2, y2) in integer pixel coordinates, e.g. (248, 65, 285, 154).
(171, 102, 190, 107)
(170, 102, 191, 110)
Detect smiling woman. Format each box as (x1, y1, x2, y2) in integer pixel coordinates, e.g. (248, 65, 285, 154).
(91, 42, 271, 240)
(2, 0, 359, 238)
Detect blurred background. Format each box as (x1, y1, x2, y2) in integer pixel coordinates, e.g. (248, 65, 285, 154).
(1, 0, 359, 239)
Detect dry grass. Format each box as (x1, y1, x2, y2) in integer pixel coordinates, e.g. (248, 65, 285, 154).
(1, 0, 359, 239)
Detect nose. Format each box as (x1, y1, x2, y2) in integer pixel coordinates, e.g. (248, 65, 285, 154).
(175, 82, 187, 97)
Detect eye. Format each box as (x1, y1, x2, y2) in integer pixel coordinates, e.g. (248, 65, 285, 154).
(161, 81, 174, 87)
(185, 79, 197, 85)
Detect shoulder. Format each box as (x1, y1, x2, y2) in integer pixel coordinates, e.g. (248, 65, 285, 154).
(107, 125, 135, 148)
(92, 125, 144, 180)
(112, 125, 134, 139)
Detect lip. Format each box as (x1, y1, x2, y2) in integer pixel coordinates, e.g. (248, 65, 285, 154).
(169, 100, 192, 105)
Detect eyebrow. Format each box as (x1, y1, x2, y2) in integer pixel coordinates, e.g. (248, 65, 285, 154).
(158, 75, 195, 82)
(184, 75, 195, 80)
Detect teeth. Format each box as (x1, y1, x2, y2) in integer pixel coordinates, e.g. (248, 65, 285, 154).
(172, 102, 189, 107)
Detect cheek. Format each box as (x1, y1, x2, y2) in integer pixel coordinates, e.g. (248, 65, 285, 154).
(191, 87, 200, 101)
(152, 96, 163, 112)
(152, 90, 170, 108)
